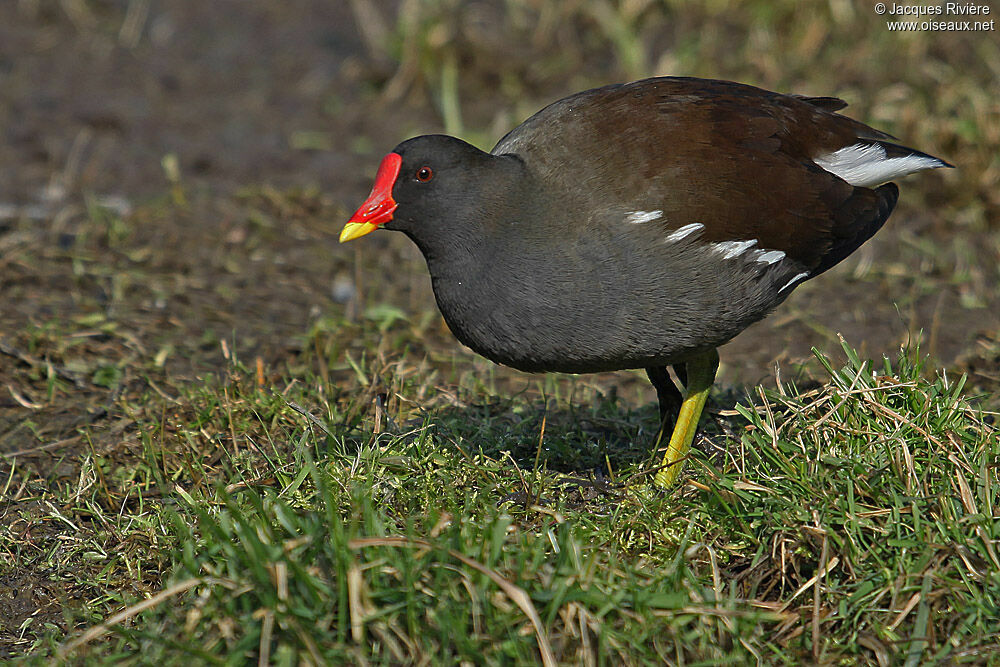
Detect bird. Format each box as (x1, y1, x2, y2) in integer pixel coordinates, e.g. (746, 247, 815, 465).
(340, 76, 950, 488)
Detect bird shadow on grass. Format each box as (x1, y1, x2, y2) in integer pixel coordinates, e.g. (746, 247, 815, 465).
(408, 387, 751, 478)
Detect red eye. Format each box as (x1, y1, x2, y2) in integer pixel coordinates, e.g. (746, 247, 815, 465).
(416, 166, 433, 182)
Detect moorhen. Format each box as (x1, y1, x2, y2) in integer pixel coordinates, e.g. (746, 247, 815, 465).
(341, 76, 949, 487)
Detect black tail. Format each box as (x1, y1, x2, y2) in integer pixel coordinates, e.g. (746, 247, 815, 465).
(812, 182, 899, 277)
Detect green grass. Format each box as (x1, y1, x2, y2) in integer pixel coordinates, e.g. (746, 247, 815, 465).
(5, 333, 997, 664)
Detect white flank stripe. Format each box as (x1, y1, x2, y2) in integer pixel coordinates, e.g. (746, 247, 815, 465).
(625, 210, 663, 224)
(753, 249, 786, 265)
(665, 223, 704, 242)
(814, 143, 945, 188)
(779, 271, 810, 292)
(712, 239, 758, 259)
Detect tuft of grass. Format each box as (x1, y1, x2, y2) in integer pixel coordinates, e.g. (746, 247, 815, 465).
(5, 337, 994, 664)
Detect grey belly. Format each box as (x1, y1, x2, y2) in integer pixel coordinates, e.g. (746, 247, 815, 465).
(433, 258, 788, 374)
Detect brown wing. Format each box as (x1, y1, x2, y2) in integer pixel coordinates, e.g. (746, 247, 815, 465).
(792, 94, 849, 113)
(493, 77, 932, 278)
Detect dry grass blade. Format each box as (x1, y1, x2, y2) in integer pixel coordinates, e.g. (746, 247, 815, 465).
(813, 533, 829, 662)
(59, 577, 241, 657)
(858, 391, 944, 449)
(888, 591, 921, 632)
(951, 457, 1000, 569)
(446, 549, 557, 667)
(349, 536, 557, 667)
(2, 435, 83, 459)
(778, 557, 840, 613)
(348, 561, 366, 643)
(279, 393, 336, 439)
(810, 359, 866, 431)
(258, 608, 274, 667)
(347, 0, 391, 61)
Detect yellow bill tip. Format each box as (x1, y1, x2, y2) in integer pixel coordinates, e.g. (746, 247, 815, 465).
(339, 221, 378, 243)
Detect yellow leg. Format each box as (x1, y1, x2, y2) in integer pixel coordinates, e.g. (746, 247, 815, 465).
(653, 349, 719, 488)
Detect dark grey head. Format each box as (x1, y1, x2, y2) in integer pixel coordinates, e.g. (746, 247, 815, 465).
(340, 134, 526, 258)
